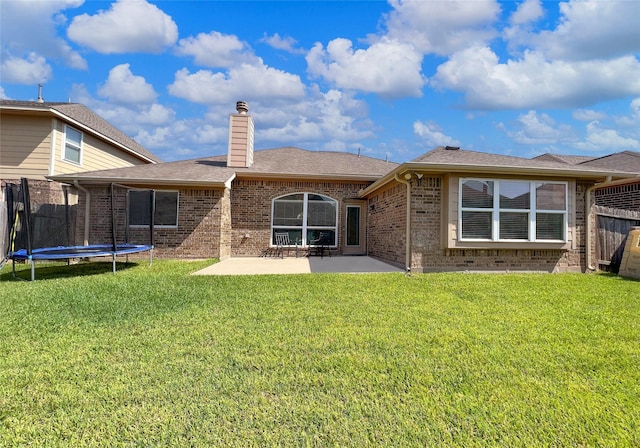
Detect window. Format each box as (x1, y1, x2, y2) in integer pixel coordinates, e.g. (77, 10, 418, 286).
(64, 126, 82, 164)
(272, 193, 337, 246)
(460, 179, 567, 242)
(129, 190, 179, 227)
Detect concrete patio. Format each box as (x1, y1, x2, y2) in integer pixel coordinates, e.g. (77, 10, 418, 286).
(192, 256, 404, 276)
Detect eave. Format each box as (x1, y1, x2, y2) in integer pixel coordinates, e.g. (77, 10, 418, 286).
(48, 173, 236, 190)
(359, 162, 640, 197)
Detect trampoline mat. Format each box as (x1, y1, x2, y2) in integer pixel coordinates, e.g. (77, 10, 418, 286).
(11, 244, 152, 260)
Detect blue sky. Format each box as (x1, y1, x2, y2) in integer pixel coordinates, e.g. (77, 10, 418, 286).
(1, 0, 639, 163)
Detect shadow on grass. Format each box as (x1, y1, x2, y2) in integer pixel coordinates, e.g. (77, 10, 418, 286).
(1, 260, 140, 282)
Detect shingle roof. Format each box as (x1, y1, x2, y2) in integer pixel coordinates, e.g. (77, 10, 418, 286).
(360, 146, 640, 197)
(0, 100, 161, 163)
(577, 151, 640, 173)
(49, 146, 398, 186)
(532, 153, 596, 165)
(411, 147, 639, 174)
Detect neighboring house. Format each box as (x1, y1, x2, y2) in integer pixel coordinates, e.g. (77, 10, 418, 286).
(48, 101, 640, 273)
(1, 99, 161, 258)
(1, 99, 160, 202)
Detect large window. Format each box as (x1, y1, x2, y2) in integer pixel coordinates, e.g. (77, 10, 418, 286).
(64, 125, 82, 164)
(129, 190, 179, 228)
(272, 193, 337, 246)
(460, 179, 567, 242)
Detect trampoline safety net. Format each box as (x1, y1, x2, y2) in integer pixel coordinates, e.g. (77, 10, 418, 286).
(3, 178, 154, 280)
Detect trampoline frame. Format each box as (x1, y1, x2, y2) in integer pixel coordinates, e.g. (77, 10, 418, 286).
(5, 178, 154, 281)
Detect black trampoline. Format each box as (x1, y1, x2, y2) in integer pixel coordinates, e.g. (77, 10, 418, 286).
(4, 178, 154, 281)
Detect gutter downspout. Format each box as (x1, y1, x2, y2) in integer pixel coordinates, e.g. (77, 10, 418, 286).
(73, 181, 90, 246)
(395, 173, 412, 274)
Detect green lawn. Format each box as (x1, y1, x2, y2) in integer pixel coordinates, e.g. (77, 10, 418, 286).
(1, 260, 639, 447)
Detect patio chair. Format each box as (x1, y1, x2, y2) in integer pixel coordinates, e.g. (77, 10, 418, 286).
(274, 232, 298, 258)
(310, 231, 333, 258)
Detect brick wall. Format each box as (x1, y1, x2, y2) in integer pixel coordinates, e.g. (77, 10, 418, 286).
(367, 183, 407, 267)
(2, 178, 66, 205)
(229, 178, 370, 256)
(81, 185, 228, 259)
(594, 181, 640, 211)
(368, 176, 589, 273)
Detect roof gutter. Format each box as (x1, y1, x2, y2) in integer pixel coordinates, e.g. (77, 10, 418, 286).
(360, 162, 637, 197)
(49, 175, 235, 190)
(394, 172, 412, 274)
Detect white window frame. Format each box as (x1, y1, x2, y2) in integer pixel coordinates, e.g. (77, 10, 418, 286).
(63, 125, 83, 165)
(459, 178, 568, 243)
(129, 190, 179, 229)
(271, 193, 338, 247)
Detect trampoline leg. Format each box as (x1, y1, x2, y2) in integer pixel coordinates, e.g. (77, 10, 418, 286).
(112, 254, 116, 274)
(30, 260, 35, 282)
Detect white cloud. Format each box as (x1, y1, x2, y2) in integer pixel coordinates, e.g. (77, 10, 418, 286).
(306, 38, 425, 98)
(175, 31, 259, 68)
(67, 0, 178, 54)
(510, 0, 544, 25)
(67, 82, 176, 153)
(167, 62, 306, 105)
(0, 0, 86, 69)
(261, 33, 305, 55)
(432, 45, 640, 109)
(534, 0, 640, 61)
(574, 121, 640, 151)
(0, 52, 53, 84)
(383, 0, 500, 55)
(137, 103, 175, 126)
(0, 86, 10, 99)
(257, 89, 374, 145)
(572, 109, 606, 122)
(502, 0, 544, 52)
(503, 110, 576, 145)
(97, 64, 157, 105)
(413, 120, 461, 147)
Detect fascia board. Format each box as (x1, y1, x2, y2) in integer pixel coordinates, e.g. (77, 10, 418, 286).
(359, 162, 640, 197)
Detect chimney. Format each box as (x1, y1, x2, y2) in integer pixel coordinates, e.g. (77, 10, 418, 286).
(227, 101, 254, 168)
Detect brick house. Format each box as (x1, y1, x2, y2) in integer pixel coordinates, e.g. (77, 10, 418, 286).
(535, 151, 640, 271)
(49, 102, 639, 273)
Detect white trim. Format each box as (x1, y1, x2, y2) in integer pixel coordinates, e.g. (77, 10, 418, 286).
(49, 118, 57, 176)
(62, 124, 83, 166)
(345, 205, 362, 247)
(459, 178, 568, 243)
(271, 192, 338, 247)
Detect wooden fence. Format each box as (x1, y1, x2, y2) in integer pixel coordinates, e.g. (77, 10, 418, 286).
(595, 206, 640, 272)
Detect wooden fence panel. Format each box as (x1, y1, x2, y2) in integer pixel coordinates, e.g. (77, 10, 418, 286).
(597, 215, 640, 272)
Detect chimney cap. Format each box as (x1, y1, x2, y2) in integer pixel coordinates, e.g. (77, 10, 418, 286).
(236, 101, 249, 114)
